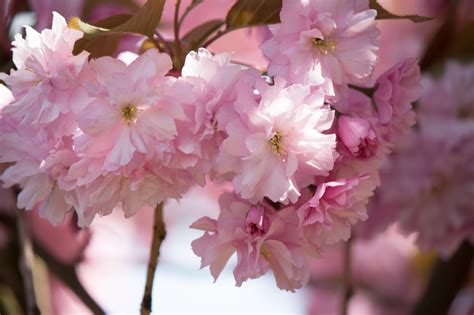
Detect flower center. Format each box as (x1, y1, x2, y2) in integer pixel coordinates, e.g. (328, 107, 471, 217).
(121, 104, 138, 124)
(210, 114, 218, 131)
(245, 205, 269, 237)
(268, 131, 285, 155)
(312, 37, 336, 55)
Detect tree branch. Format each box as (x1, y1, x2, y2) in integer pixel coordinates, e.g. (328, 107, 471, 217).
(340, 237, 354, 315)
(32, 239, 105, 314)
(412, 241, 473, 315)
(16, 210, 40, 315)
(140, 203, 166, 315)
(173, 0, 183, 70)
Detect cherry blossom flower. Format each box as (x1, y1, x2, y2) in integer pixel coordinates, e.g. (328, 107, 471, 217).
(191, 192, 309, 291)
(177, 48, 243, 183)
(338, 115, 379, 159)
(217, 78, 337, 203)
(374, 59, 421, 126)
(297, 177, 370, 248)
(364, 62, 474, 256)
(67, 48, 198, 224)
(261, 0, 379, 93)
(0, 12, 91, 139)
(0, 121, 76, 224)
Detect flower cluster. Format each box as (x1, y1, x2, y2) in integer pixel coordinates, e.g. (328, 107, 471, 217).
(0, 0, 421, 291)
(364, 61, 474, 257)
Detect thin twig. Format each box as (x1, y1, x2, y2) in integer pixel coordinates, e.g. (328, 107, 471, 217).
(178, 0, 203, 28)
(173, 0, 183, 69)
(32, 239, 105, 314)
(16, 210, 40, 315)
(202, 28, 232, 48)
(140, 203, 166, 315)
(340, 237, 353, 315)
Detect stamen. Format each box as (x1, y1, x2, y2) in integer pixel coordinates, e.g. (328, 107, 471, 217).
(269, 131, 285, 155)
(121, 104, 138, 124)
(210, 114, 218, 131)
(312, 37, 336, 55)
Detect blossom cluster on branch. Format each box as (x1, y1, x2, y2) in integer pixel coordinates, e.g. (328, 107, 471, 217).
(0, 0, 421, 291)
(363, 61, 474, 258)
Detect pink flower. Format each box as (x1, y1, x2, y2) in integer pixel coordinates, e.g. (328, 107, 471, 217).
(74, 48, 191, 172)
(374, 59, 421, 125)
(375, 125, 474, 257)
(217, 78, 337, 203)
(364, 60, 474, 256)
(191, 192, 309, 291)
(177, 48, 244, 183)
(297, 177, 370, 248)
(0, 122, 77, 224)
(420, 61, 474, 122)
(67, 48, 197, 224)
(0, 12, 91, 138)
(338, 115, 378, 158)
(0, 84, 13, 108)
(66, 171, 183, 226)
(261, 0, 379, 92)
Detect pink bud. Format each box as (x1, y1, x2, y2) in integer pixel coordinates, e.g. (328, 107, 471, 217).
(245, 205, 270, 236)
(338, 116, 378, 158)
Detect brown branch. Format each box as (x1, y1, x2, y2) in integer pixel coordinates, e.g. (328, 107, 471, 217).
(202, 28, 232, 48)
(173, 0, 183, 70)
(32, 238, 105, 314)
(140, 203, 166, 315)
(16, 210, 40, 315)
(340, 237, 353, 315)
(412, 241, 473, 315)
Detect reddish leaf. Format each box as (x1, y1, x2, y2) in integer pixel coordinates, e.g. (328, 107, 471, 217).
(225, 0, 282, 30)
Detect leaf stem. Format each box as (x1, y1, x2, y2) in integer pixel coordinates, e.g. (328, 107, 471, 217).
(202, 28, 232, 48)
(178, 0, 203, 28)
(140, 203, 166, 315)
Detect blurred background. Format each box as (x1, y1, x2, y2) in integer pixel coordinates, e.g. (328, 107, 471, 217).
(0, 0, 473, 314)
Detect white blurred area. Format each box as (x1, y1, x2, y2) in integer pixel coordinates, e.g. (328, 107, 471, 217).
(54, 185, 306, 314)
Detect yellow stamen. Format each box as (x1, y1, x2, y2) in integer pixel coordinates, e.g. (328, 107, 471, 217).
(68, 17, 81, 31)
(312, 37, 336, 55)
(121, 104, 138, 124)
(269, 131, 285, 155)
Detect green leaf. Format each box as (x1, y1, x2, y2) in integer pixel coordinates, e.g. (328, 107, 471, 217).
(68, 16, 120, 38)
(369, 0, 432, 23)
(182, 19, 225, 51)
(72, 14, 132, 57)
(225, 0, 282, 30)
(112, 0, 166, 38)
(82, 0, 140, 20)
(72, 0, 166, 57)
